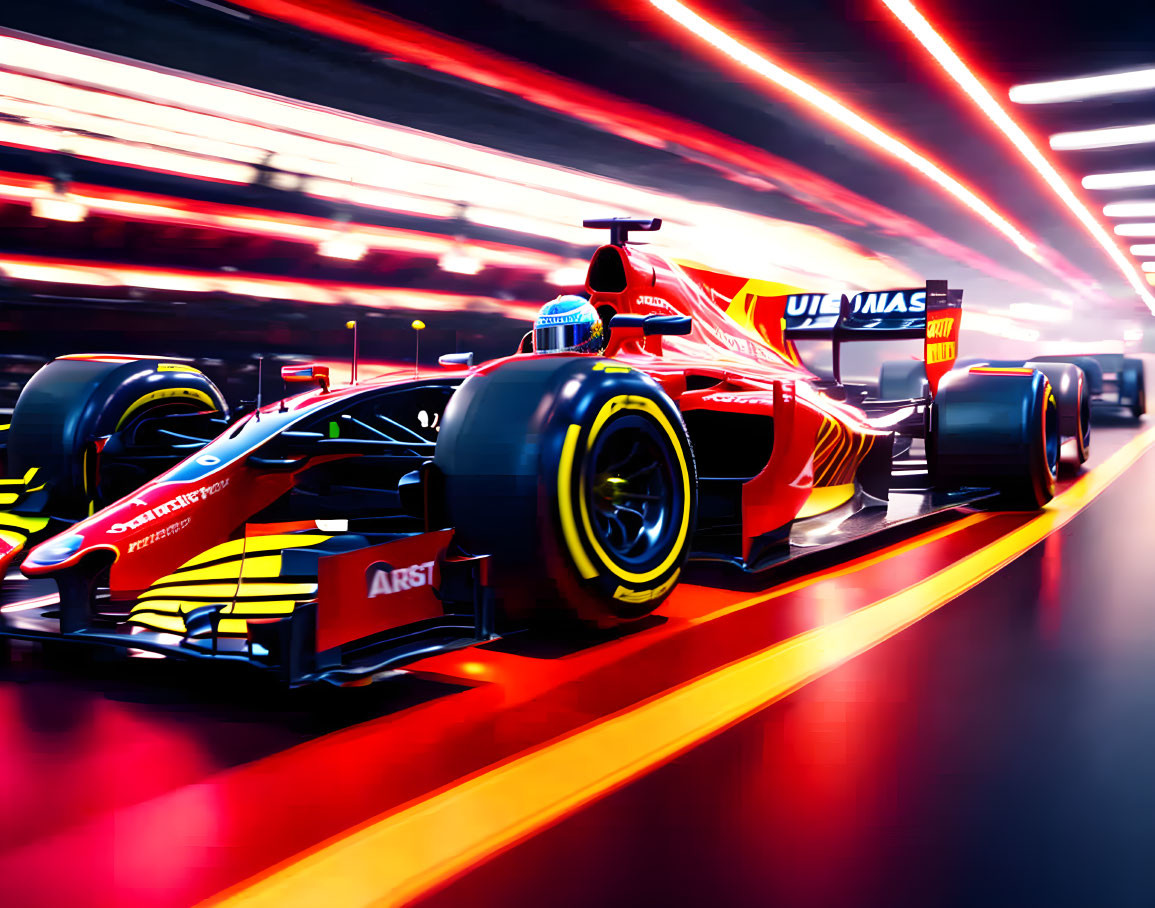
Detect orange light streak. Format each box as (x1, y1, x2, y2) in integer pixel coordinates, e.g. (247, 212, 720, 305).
(646, 0, 1042, 263)
(879, 0, 1155, 312)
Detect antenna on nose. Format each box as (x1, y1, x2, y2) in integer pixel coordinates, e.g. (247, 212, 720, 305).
(255, 354, 263, 421)
(346, 320, 358, 385)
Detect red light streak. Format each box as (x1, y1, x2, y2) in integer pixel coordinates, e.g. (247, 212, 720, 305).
(879, 0, 1155, 311)
(223, 0, 1076, 289)
(643, 0, 1115, 300)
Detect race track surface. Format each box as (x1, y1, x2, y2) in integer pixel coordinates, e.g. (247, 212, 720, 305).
(0, 421, 1148, 907)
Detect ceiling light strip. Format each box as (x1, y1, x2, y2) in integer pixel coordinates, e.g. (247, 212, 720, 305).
(1084, 171, 1155, 191)
(1104, 202, 1155, 218)
(1011, 68, 1155, 105)
(1051, 123, 1155, 151)
(1114, 223, 1155, 237)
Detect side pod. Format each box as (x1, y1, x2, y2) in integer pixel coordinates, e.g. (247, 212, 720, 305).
(741, 380, 817, 566)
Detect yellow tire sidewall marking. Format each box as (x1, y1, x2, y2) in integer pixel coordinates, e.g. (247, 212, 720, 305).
(115, 387, 216, 430)
(1046, 386, 1058, 492)
(558, 425, 600, 580)
(613, 568, 680, 603)
(559, 394, 691, 587)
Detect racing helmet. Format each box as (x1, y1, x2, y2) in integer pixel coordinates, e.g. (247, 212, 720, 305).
(532, 295, 605, 354)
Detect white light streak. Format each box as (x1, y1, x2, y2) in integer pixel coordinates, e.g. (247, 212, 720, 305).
(1104, 202, 1155, 218)
(1083, 171, 1155, 190)
(1011, 68, 1155, 105)
(1114, 223, 1155, 237)
(1052, 123, 1155, 151)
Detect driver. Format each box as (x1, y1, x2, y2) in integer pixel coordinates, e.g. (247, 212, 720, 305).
(532, 295, 606, 354)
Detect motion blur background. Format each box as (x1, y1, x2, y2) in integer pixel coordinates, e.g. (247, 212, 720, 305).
(0, 0, 1151, 408)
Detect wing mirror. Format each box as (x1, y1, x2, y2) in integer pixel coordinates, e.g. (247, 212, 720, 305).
(439, 352, 474, 370)
(281, 364, 330, 392)
(609, 314, 692, 336)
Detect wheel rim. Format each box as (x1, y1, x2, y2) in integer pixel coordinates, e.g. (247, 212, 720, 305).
(90, 401, 221, 505)
(584, 413, 681, 569)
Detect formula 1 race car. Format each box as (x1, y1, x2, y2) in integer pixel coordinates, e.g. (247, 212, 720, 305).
(1037, 354, 1144, 422)
(0, 217, 1073, 685)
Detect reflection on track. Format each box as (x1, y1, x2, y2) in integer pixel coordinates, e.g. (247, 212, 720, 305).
(0, 424, 1145, 908)
(417, 422, 1155, 908)
(0, 654, 465, 856)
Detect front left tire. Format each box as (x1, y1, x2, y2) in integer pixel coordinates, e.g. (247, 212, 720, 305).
(434, 356, 697, 628)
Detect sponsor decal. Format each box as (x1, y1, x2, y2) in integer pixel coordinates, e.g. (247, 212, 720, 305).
(536, 313, 584, 326)
(127, 517, 191, 553)
(850, 290, 926, 315)
(366, 560, 436, 597)
(636, 295, 679, 315)
(785, 293, 841, 317)
(786, 288, 927, 324)
(718, 332, 763, 358)
(707, 392, 775, 407)
(109, 477, 230, 534)
(926, 315, 955, 339)
(923, 281, 959, 395)
(926, 341, 957, 365)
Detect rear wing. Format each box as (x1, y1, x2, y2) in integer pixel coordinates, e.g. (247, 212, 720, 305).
(784, 280, 962, 395)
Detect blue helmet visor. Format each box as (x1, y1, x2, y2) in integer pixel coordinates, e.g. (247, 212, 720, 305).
(534, 321, 598, 353)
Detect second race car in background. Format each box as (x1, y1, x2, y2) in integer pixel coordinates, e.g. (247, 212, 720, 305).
(881, 351, 1143, 432)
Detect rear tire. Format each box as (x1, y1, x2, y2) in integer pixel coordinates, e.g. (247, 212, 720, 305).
(434, 357, 697, 628)
(1031, 355, 1104, 397)
(1026, 361, 1089, 464)
(930, 368, 1058, 510)
(878, 361, 927, 400)
(1121, 358, 1146, 420)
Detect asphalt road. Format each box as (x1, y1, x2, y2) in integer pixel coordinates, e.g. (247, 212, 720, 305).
(417, 421, 1155, 908)
(0, 420, 1144, 907)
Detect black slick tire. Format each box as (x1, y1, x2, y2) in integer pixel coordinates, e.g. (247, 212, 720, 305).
(930, 367, 1058, 510)
(434, 356, 697, 629)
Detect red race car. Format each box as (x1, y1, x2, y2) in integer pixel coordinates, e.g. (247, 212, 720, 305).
(0, 217, 1080, 684)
